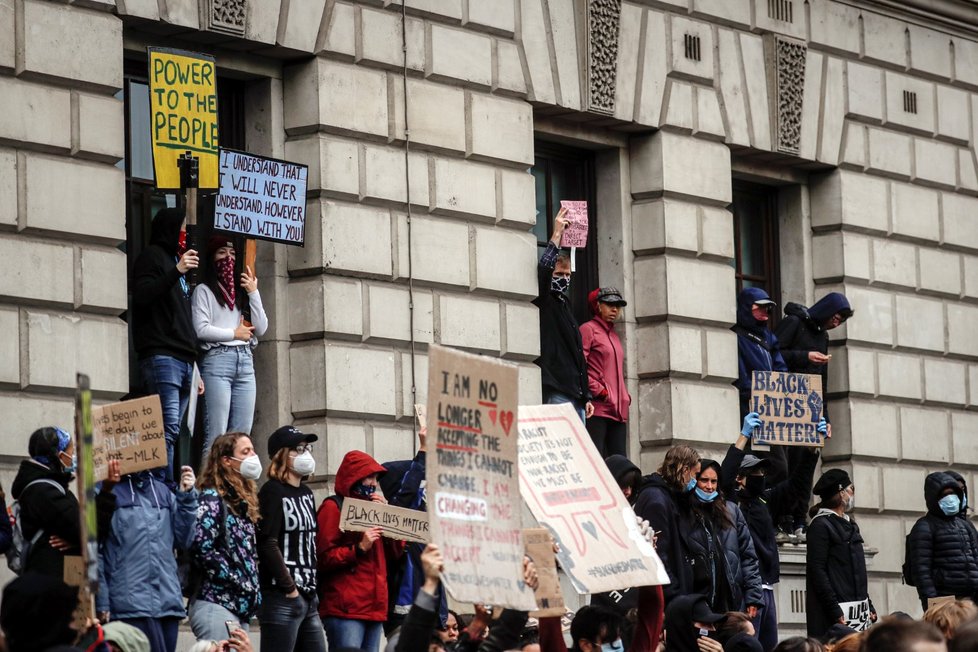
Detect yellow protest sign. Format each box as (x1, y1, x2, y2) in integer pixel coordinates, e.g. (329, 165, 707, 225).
(148, 48, 219, 189)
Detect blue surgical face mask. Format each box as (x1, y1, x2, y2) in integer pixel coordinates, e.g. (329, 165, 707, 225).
(685, 477, 697, 493)
(963, 494, 969, 510)
(695, 487, 719, 503)
(600, 640, 624, 652)
(939, 494, 961, 516)
(59, 450, 76, 475)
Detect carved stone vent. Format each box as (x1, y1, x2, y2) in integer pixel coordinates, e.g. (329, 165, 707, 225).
(903, 90, 918, 114)
(585, 0, 622, 116)
(205, 0, 246, 37)
(773, 36, 806, 155)
(790, 589, 806, 614)
(768, 0, 794, 23)
(684, 34, 702, 61)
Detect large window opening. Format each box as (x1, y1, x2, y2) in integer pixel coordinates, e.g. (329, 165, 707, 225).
(531, 142, 599, 326)
(731, 180, 782, 322)
(121, 57, 248, 396)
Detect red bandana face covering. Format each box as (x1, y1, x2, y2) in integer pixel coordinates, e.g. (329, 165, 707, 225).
(177, 230, 188, 257)
(215, 255, 236, 308)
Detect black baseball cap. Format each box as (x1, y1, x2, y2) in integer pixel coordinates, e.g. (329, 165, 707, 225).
(596, 287, 627, 306)
(690, 596, 728, 625)
(268, 425, 318, 457)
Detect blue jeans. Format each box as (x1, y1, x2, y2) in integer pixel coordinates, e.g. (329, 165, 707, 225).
(544, 390, 586, 423)
(119, 616, 180, 652)
(189, 598, 251, 643)
(139, 355, 194, 482)
(322, 617, 383, 652)
(200, 345, 257, 457)
(259, 591, 326, 652)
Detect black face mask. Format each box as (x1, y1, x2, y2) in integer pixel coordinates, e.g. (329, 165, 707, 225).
(745, 475, 766, 496)
(551, 275, 570, 295)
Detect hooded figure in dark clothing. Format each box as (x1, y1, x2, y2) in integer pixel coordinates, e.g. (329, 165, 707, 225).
(907, 472, 978, 609)
(131, 207, 199, 482)
(0, 572, 82, 652)
(775, 292, 853, 428)
(945, 469, 970, 516)
(732, 287, 788, 418)
(663, 594, 727, 652)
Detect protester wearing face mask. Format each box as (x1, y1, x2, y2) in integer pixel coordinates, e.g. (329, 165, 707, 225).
(192, 237, 268, 458)
(535, 207, 594, 423)
(718, 413, 823, 651)
(317, 450, 406, 651)
(10, 427, 81, 578)
(679, 459, 763, 616)
(634, 446, 701, 605)
(805, 469, 876, 638)
(906, 472, 978, 610)
(189, 432, 263, 643)
(256, 426, 325, 652)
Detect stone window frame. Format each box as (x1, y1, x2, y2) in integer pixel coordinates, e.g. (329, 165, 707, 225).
(531, 140, 601, 326)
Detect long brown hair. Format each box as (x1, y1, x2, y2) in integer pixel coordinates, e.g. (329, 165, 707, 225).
(267, 447, 293, 483)
(198, 432, 260, 523)
(657, 445, 700, 490)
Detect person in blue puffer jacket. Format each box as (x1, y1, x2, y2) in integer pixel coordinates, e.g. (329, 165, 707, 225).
(97, 465, 198, 652)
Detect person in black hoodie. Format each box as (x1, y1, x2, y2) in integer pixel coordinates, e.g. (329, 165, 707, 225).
(805, 469, 876, 638)
(0, 572, 86, 652)
(11, 427, 80, 579)
(720, 413, 823, 651)
(634, 445, 701, 604)
(907, 472, 978, 609)
(662, 594, 728, 652)
(945, 470, 970, 517)
(131, 207, 201, 482)
(535, 207, 593, 422)
(774, 292, 853, 438)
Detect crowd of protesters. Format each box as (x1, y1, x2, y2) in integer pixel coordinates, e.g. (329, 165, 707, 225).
(0, 204, 972, 652)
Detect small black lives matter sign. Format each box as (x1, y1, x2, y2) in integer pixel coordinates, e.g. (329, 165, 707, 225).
(426, 345, 536, 611)
(751, 371, 825, 447)
(215, 149, 308, 246)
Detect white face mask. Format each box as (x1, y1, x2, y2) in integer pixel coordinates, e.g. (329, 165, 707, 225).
(235, 454, 262, 481)
(291, 451, 316, 476)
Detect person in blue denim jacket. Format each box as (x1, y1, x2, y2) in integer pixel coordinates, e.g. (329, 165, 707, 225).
(97, 464, 198, 652)
(189, 432, 263, 644)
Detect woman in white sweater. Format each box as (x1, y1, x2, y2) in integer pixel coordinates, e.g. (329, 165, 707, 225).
(192, 236, 269, 456)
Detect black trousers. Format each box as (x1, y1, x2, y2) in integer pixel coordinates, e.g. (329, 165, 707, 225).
(586, 416, 627, 458)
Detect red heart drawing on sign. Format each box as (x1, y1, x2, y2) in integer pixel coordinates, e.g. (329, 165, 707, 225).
(488, 410, 497, 426)
(499, 411, 514, 436)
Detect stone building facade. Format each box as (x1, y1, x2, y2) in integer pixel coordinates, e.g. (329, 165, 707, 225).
(1, 0, 977, 628)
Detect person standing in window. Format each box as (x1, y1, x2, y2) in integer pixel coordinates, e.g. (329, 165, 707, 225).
(131, 207, 202, 482)
(257, 426, 325, 652)
(192, 236, 268, 458)
(580, 287, 631, 457)
(535, 207, 593, 423)
(189, 432, 262, 644)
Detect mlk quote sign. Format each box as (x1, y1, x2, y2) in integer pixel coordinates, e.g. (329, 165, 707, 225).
(215, 150, 308, 246)
(147, 48, 219, 189)
(91, 396, 167, 480)
(751, 371, 824, 447)
(426, 345, 536, 611)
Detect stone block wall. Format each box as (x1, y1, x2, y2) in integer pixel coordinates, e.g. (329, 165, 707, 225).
(0, 1, 127, 467)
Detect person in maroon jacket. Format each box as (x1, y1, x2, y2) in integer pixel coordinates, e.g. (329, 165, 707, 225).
(580, 287, 632, 458)
(316, 450, 405, 652)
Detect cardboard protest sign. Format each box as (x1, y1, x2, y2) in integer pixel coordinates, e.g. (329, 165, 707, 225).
(148, 48, 219, 189)
(750, 371, 825, 447)
(559, 201, 588, 248)
(215, 149, 309, 246)
(339, 498, 430, 544)
(91, 396, 167, 481)
(518, 403, 669, 593)
(524, 528, 565, 617)
(426, 345, 536, 611)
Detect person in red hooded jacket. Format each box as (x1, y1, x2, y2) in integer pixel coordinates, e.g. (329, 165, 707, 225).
(316, 450, 405, 652)
(580, 287, 632, 458)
